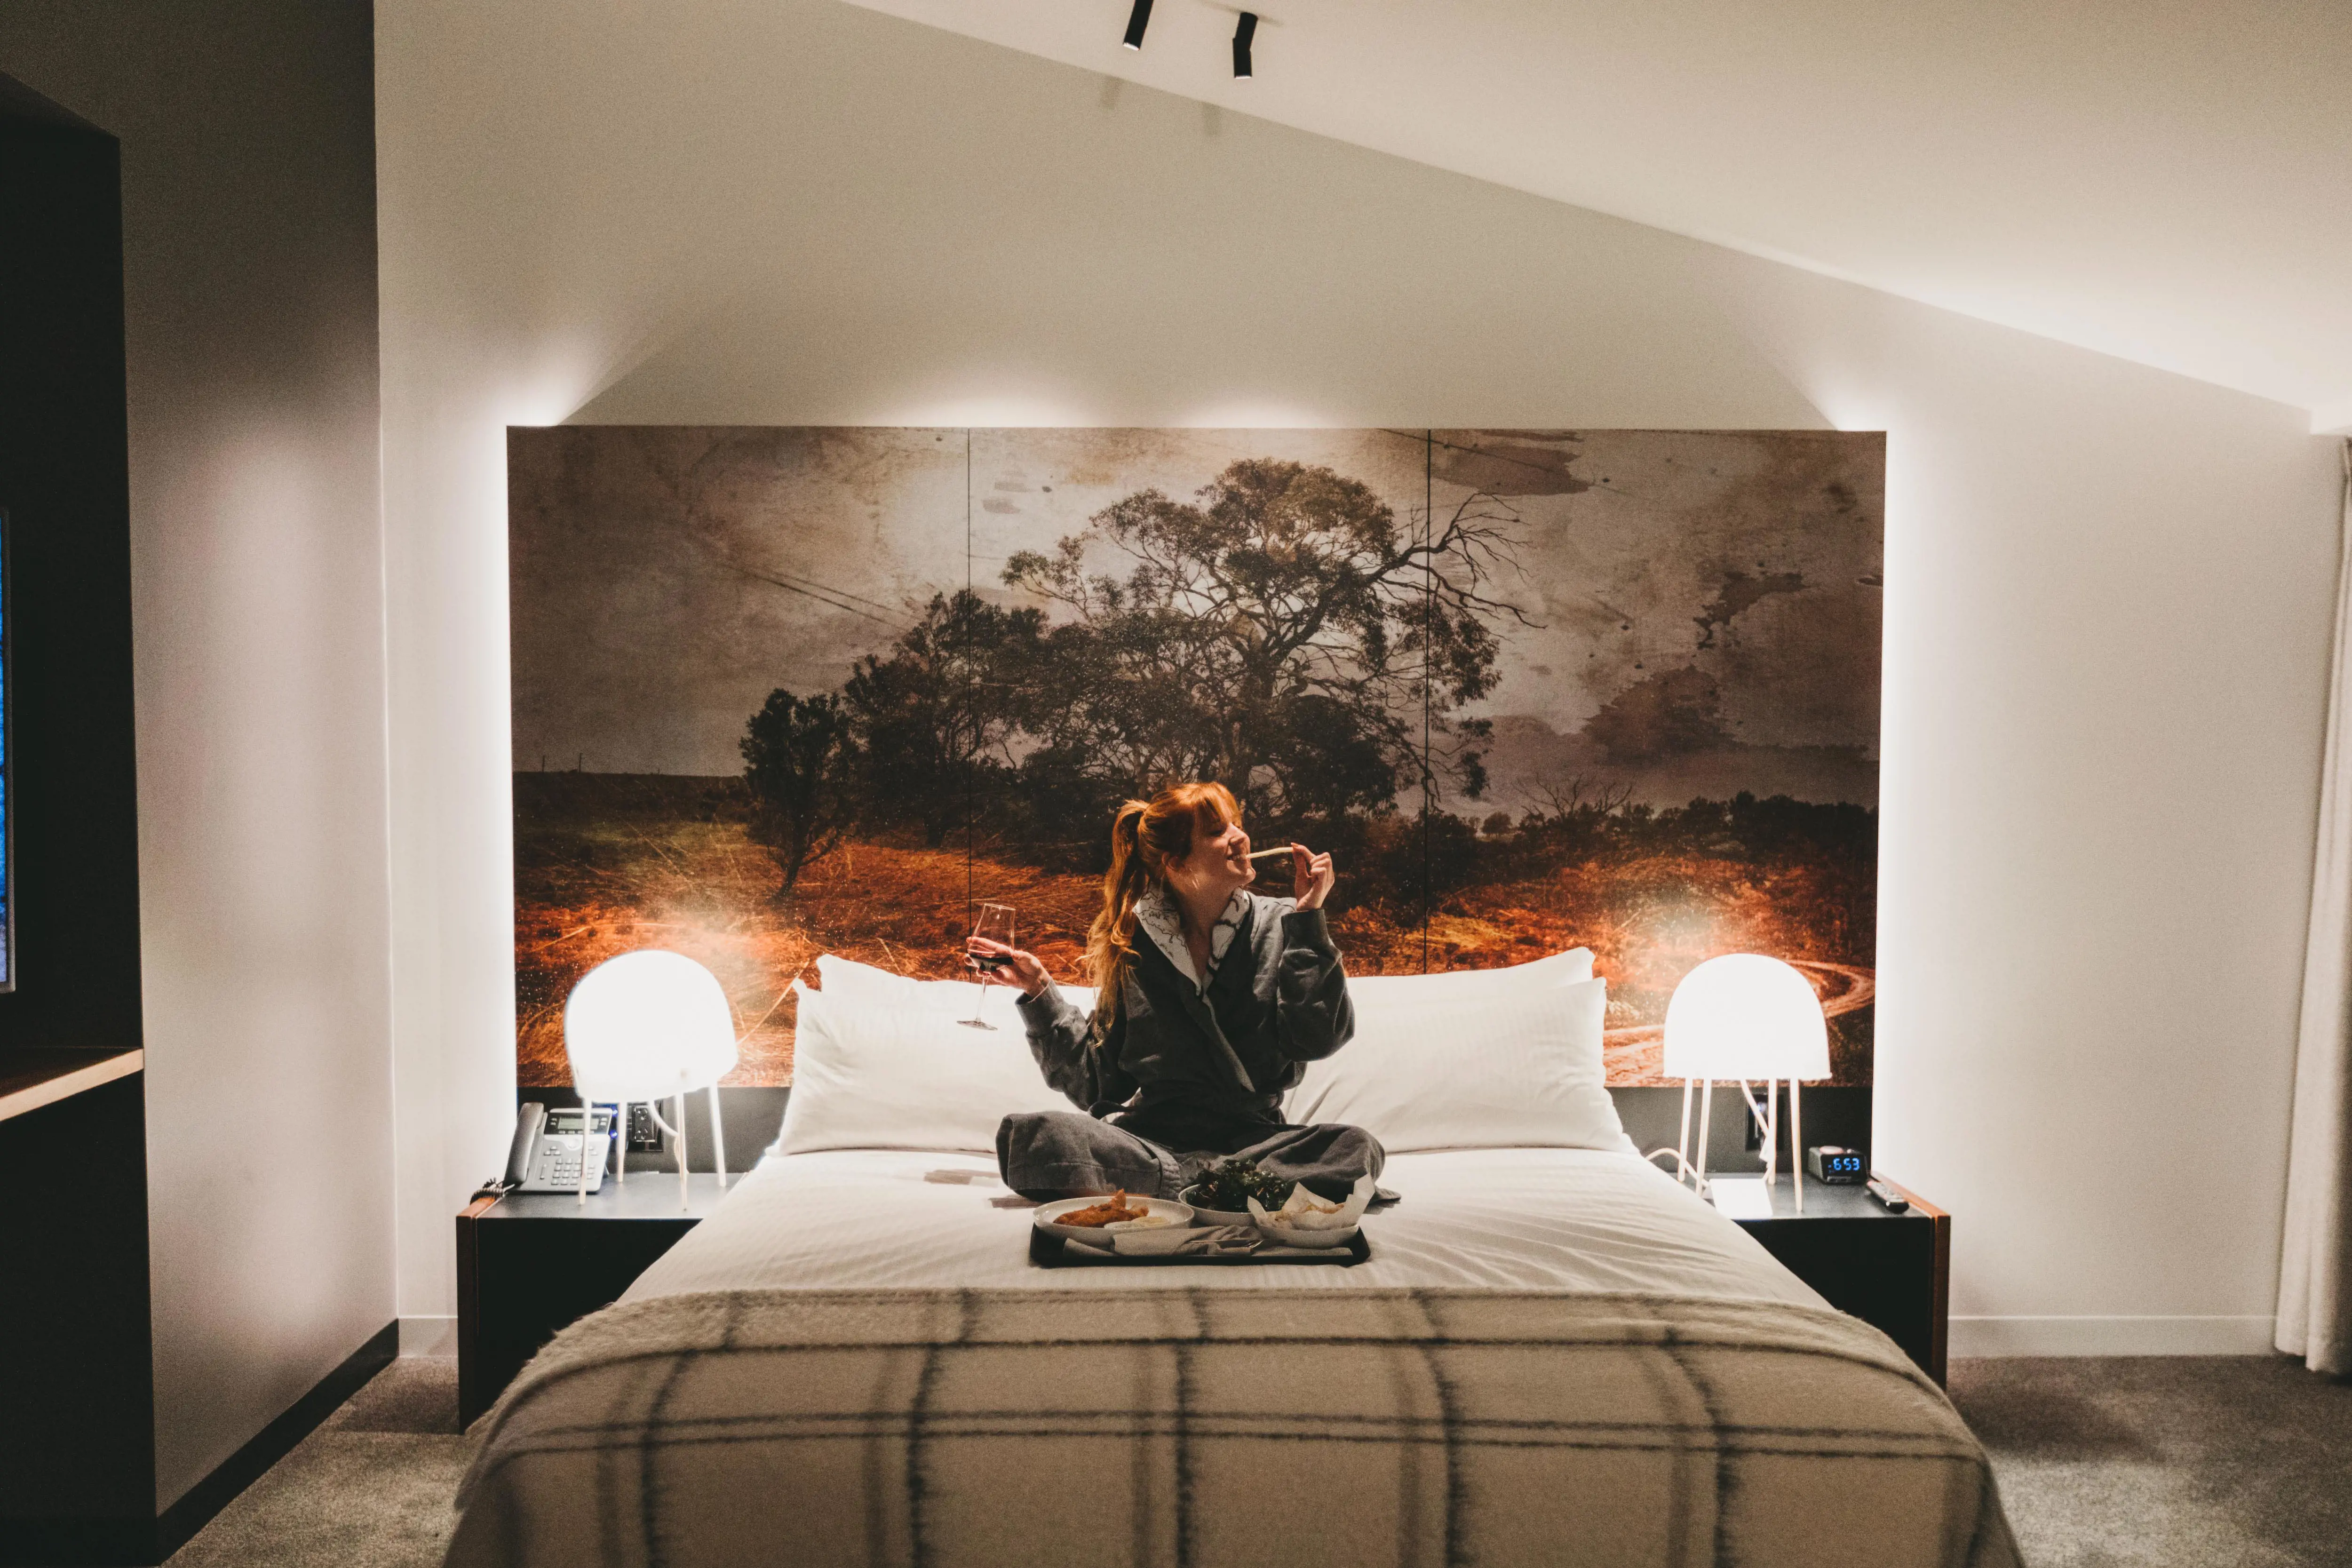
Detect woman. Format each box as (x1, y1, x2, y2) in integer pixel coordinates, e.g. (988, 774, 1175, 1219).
(969, 781, 1384, 1202)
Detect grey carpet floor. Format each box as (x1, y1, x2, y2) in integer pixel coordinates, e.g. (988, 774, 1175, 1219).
(164, 1358, 469, 1568)
(163, 1353, 2351, 1567)
(1947, 1356, 2352, 1568)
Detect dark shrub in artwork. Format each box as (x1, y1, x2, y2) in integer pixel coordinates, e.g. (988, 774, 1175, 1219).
(740, 689, 858, 898)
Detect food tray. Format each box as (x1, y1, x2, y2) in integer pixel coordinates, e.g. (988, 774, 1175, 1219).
(1029, 1227, 1371, 1268)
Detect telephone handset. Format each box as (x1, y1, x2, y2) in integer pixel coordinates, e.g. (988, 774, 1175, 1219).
(504, 1101, 617, 1193)
(502, 1104, 545, 1185)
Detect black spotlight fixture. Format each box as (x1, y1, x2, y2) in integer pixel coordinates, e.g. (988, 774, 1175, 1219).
(1122, 0, 1152, 50)
(1232, 11, 1257, 78)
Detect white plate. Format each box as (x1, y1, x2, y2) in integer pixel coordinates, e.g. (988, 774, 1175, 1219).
(1033, 1194, 1195, 1248)
(1176, 1186, 1256, 1226)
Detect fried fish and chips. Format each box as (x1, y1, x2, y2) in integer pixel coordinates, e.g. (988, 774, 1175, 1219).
(1057, 1190, 1149, 1228)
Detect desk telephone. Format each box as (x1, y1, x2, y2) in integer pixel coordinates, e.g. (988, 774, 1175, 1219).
(502, 1102, 618, 1193)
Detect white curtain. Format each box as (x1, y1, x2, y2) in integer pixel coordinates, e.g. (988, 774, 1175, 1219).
(2280, 438, 2352, 1375)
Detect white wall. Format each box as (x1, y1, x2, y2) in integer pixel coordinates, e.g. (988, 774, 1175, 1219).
(377, 0, 2342, 1349)
(0, 1, 394, 1508)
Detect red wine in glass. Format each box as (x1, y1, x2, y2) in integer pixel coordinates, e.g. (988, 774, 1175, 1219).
(962, 903, 1016, 1028)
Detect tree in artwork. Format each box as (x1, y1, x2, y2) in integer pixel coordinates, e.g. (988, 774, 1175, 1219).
(998, 457, 1529, 830)
(739, 689, 858, 897)
(840, 589, 1043, 849)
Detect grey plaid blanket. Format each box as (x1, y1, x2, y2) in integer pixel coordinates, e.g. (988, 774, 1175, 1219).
(448, 1287, 2018, 1568)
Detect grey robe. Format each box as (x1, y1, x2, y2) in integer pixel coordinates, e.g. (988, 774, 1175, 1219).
(1000, 894, 1377, 1197)
(1014, 894, 1353, 1122)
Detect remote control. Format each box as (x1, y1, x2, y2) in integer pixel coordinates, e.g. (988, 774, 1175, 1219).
(1865, 1178, 1910, 1214)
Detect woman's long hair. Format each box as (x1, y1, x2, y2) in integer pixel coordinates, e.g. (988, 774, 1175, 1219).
(1083, 781, 1241, 1044)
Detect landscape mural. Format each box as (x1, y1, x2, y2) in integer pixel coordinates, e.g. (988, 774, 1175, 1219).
(509, 427, 1883, 1087)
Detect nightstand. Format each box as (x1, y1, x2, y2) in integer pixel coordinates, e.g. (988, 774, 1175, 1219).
(1727, 1173, 1950, 1384)
(456, 1174, 733, 1425)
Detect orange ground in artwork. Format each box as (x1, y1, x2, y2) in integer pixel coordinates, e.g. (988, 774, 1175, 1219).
(513, 820, 1434, 1087)
(516, 780, 1872, 1089)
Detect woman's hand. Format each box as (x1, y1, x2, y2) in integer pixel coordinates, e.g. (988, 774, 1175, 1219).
(967, 937, 1050, 999)
(1288, 844, 1336, 911)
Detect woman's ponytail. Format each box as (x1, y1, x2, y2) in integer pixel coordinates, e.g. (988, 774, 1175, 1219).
(1110, 799, 1147, 864)
(1084, 800, 1152, 1045)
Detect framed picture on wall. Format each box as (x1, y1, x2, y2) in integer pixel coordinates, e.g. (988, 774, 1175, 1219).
(505, 428, 1882, 1091)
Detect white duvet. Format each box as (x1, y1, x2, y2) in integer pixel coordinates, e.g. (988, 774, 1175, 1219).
(622, 1145, 1825, 1306)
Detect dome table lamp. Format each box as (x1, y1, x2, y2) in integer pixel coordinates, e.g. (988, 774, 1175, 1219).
(563, 950, 741, 1211)
(1661, 954, 1831, 1212)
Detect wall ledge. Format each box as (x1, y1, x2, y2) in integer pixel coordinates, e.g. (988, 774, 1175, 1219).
(1950, 1314, 2277, 1358)
(0, 1050, 143, 1124)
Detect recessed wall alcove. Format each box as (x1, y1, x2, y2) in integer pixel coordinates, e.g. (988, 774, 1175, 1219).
(0, 69, 156, 1562)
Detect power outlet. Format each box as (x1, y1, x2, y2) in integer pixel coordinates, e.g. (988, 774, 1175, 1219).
(625, 1104, 665, 1153)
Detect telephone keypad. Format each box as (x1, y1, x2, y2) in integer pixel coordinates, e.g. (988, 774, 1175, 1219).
(516, 1121, 612, 1193)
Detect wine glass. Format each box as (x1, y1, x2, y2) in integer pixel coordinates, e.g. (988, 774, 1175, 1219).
(961, 902, 1017, 1029)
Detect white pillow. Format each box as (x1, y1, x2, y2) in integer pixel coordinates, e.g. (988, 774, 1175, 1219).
(1286, 977, 1624, 1153)
(812, 952, 916, 1000)
(1343, 947, 1593, 1002)
(777, 985, 1073, 1154)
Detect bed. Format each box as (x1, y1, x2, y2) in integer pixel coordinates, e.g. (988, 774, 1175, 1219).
(448, 958, 2018, 1568)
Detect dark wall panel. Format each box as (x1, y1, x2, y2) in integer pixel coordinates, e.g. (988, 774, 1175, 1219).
(0, 80, 143, 1054)
(0, 75, 154, 1564)
(0, 1075, 155, 1542)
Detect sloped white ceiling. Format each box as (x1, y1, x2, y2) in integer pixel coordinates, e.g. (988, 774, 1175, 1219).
(843, 0, 2352, 428)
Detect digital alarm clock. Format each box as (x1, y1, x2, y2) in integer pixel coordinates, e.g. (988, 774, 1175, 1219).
(1806, 1145, 1868, 1184)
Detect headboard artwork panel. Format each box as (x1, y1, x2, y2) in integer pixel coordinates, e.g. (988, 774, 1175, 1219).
(509, 428, 1882, 1088)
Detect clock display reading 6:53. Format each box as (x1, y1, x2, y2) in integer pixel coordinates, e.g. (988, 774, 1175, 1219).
(1806, 1145, 1867, 1184)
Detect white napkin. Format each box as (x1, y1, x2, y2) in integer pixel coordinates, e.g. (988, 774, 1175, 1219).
(1248, 1173, 1374, 1232)
(1109, 1224, 1262, 1257)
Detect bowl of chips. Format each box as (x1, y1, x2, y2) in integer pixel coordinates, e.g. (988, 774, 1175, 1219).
(1247, 1174, 1375, 1249)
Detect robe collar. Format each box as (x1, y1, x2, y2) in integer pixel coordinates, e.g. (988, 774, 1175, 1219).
(1135, 886, 1248, 995)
